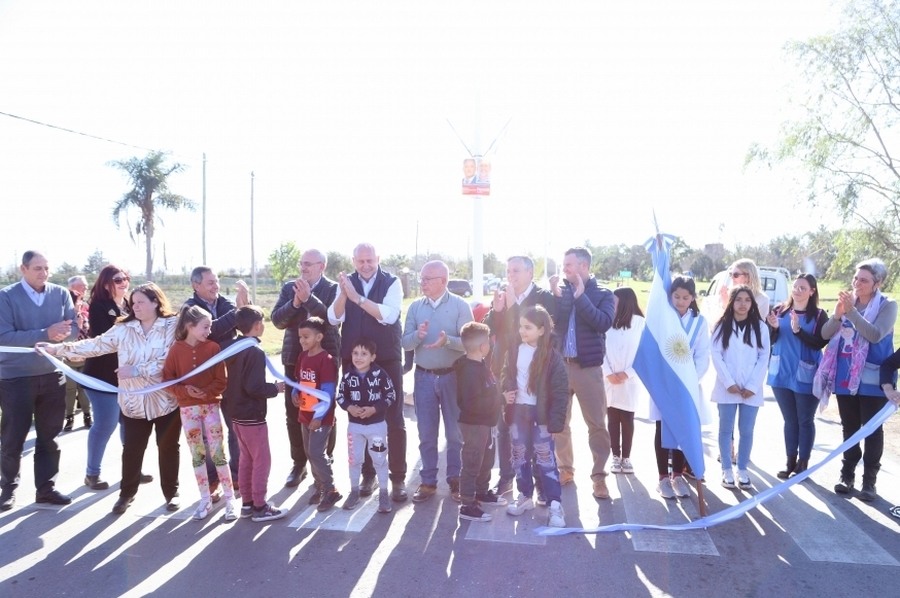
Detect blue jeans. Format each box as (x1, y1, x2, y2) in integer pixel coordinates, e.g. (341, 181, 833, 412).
(82, 388, 121, 477)
(717, 403, 759, 471)
(509, 404, 562, 503)
(772, 387, 819, 461)
(413, 369, 462, 485)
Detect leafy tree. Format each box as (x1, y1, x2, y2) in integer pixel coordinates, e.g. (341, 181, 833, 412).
(483, 252, 504, 277)
(84, 249, 108, 276)
(268, 241, 301, 287)
(747, 0, 900, 287)
(109, 151, 195, 281)
(52, 262, 80, 285)
(382, 254, 411, 270)
(324, 251, 353, 280)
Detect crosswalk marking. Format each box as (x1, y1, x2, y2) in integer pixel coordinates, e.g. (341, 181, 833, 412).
(289, 496, 383, 531)
(616, 473, 720, 556)
(748, 471, 899, 566)
(464, 503, 547, 545)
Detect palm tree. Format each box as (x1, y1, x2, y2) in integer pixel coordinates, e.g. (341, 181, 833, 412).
(108, 151, 195, 280)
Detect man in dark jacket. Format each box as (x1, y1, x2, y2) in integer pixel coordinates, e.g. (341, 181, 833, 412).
(183, 265, 250, 496)
(482, 255, 557, 495)
(553, 247, 616, 500)
(271, 249, 339, 487)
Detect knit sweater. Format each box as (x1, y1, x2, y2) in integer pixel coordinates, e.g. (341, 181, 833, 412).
(162, 339, 228, 408)
(401, 291, 474, 369)
(0, 281, 77, 378)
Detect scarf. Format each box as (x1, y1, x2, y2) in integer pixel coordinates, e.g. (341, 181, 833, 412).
(813, 290, 885, 409)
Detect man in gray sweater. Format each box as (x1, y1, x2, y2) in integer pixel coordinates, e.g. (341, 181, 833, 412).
(401, 261, 473, 502)
(0, 251, 78, 510)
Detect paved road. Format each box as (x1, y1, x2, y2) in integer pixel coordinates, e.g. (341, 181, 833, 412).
(1, 370, 898, 598)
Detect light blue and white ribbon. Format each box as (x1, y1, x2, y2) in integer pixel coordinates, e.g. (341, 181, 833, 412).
(1, 341, 332, 418)
(535, 400, 898, 536)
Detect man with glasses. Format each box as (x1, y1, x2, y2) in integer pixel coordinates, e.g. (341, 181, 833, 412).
(329, 243, 408, 501)
(272, 249, 340, 488)
(401, 261, 474, 502)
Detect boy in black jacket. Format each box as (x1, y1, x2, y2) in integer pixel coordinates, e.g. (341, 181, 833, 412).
(336, 338, 396, 513)
(226, 306, 286, 522)
(455, 322, 506, 522)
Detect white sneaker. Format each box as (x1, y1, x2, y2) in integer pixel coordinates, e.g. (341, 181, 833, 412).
(722, 470, 736, 489)
(738, 470, 752, 489)
(223, 500, 237, 522)
(548, 500, 565, 528)
(610, 456, 623, 474)
(671, 475, 691, 498)
(506, 493, 535, 516)
(193, 500, 212, 521)
(620, 458, 634, 474)
(656, 478, 676, 499)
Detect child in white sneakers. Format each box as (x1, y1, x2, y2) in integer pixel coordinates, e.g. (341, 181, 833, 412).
(162, 305, 235, 521)
(501, 306, 569, 528)
(603, 287, 645, 476)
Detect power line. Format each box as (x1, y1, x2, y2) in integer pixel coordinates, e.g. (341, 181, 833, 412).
(0, 109, 165, 154)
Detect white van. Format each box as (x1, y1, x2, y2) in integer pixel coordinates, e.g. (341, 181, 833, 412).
(699, 266, 790, 323)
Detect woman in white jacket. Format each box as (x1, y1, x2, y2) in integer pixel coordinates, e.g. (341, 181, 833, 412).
(711, 285, 770, 490)
(603, 287, 645, 475)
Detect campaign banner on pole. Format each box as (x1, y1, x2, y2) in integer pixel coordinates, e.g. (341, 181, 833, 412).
(462, 157, 491, 195)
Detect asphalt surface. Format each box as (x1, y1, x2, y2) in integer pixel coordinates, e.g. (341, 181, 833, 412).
(1, 370, 898, 598)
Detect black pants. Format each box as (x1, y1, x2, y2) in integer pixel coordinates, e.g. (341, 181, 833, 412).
(346, 358, 407, 483)
(120, 409, 181, 500)
(284, 364, 337, 473)
(0, 372, 66, 495)
(655, 420, 685, 476)
(608, 407, 635, 459)
(837, 393, 887, 473)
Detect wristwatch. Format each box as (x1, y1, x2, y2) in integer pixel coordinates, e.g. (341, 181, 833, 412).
(358, 296, 366, 305)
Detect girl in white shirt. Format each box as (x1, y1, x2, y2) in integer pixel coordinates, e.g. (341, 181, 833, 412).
(710, 286, 770, 490)
(603, 287, 645, 475)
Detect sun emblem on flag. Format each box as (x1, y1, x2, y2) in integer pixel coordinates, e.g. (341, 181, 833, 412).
(664, 334, 691, 363)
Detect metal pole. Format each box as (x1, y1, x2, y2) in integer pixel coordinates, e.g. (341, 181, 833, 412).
(472, 102, 483, 303)
(250, 171, 257, 304)
(202, 152, 207, 264)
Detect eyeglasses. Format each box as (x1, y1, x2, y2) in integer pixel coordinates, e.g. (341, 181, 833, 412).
(419, 276, 444, 284)
(300, 261, 322, 268)
(112, 276, 130, 284)
(731, 271, 747, 279)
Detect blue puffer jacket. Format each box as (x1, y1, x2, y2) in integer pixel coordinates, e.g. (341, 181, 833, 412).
(553, 276, 615, 368)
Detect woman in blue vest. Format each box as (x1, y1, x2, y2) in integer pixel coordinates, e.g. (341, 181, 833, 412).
(766, 274, 828, 480)
(814, 259, 897, 502)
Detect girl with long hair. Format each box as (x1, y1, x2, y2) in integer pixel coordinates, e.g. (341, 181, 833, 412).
(603, 287, 645, 475)
(501, 305, 569, 528)
(711, 286, 770, 490)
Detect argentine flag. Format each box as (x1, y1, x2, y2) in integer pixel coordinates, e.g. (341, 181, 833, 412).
(633, 234, 706, 481)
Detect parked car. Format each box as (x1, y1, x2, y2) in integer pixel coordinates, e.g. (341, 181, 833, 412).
(699, 266, 789, 323)
(448, 279, 473, 297)
(483, 275, 501, 294)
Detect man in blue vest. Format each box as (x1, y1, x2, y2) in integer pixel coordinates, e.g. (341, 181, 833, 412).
(328, 244, 407, 502)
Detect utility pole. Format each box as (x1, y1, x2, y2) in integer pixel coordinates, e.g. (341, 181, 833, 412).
(202, 152, 207, 264)
(250, 171, 257, 304)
